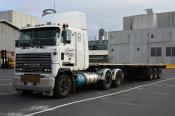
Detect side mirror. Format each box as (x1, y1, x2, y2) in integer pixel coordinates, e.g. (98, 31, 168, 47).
(62, 30, 71, 44)
(66, 31, 71, 43)
(15, 40, 19, 47)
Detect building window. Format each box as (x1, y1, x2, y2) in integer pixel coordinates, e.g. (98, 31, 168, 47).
(166, 47, 175, 57)
(166, 47, 171, 56)
(157, 48, 161, 56)
(172, 47, 175, 56)
(151, 48, 156, 56)
(151, 47, 161, 57)
(150, 34, 154, 38)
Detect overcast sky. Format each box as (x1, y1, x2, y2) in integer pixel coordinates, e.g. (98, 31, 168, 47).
(0, 0, 175, 40)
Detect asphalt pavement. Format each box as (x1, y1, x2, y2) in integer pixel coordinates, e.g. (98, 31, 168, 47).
(0, 69, 175, 116)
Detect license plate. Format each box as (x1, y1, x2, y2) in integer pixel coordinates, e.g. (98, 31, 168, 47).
(21, 75, 40, 83)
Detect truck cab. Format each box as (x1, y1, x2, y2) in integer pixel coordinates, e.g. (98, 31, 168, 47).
(13, 12, 89, 97)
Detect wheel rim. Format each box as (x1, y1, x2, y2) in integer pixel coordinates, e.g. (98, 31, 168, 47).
(117, 77, 121, 85)
(105, 75, 111, 85)
(59, 78, 71, 96)
(117, 73, 122, 85)
(150, 73, 153, 80)
(154, 72, 158, 79)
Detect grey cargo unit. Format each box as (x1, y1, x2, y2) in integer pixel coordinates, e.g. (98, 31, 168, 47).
(108, 10, 175, 65)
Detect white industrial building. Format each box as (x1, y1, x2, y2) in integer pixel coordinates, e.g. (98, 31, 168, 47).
(108, 9, 175, 64)
(0, 10, 38, 52)
(0, 10, 38, 65)
(0, 10, 38, 28)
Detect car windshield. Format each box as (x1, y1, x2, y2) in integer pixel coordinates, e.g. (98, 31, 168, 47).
(17, 27, 60, 47)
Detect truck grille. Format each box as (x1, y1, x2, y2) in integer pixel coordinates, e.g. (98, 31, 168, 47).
(16, 53, 51, 73)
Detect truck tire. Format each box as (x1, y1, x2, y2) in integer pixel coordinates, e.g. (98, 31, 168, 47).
(146, 69, 154, 81)
(157, 68, 162, 79)
(101, 70, 112, 90)
(112, 71, 123, 88)
(53, 74, 72, 98)
(153, 69, 158, 79)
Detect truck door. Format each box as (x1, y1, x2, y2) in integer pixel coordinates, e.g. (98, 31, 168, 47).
(74, 32, 78, 66)
(61, 29, 76, 66)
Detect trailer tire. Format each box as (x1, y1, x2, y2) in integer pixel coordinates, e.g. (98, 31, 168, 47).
(153, 69, 158, 79)
(157, 69, 162, 79)
(101, 70, 112, 90)
(53, 74, 72, 98)
(112, 71, 123, 88)
(146, 69, 154, 81)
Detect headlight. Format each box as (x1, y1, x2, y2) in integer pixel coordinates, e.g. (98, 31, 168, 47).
(16, 68, 22, 71)
(43, 68, 51, 72)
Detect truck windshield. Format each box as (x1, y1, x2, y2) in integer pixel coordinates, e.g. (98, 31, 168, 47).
(17, 27, 60, 47)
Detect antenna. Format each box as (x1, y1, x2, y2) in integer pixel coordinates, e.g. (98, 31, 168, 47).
(54, 0, 56, 11)
(42, 0, 56, 17)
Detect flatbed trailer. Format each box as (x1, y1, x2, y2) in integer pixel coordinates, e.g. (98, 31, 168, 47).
(88, 63, 166, 81)
(89, 63, 165, 68)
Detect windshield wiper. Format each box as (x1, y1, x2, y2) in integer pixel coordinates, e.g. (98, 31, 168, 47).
(36, 39, 44, 48)
(20, 40, 33, 49)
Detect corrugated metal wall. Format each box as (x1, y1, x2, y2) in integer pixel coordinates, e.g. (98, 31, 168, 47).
(0, 10, 38, 28)
(0, 23, 20, 51)
(12, 11, 38, 28)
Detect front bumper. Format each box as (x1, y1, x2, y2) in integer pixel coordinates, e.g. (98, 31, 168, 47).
(13, 76, 55, 92)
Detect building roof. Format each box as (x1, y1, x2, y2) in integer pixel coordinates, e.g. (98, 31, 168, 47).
(0, 20, 19, 30)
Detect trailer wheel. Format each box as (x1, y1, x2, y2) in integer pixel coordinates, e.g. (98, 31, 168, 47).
(153, 69, 158, 79)
(101, 70, 112, 90)
(147, 69, 154, 81)
(112, 71, 123, 88)
(53, 74, 72, 98)
(157, 68, 162, 79)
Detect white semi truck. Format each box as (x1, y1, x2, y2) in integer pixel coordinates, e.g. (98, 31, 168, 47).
(13, 12, 165, 97)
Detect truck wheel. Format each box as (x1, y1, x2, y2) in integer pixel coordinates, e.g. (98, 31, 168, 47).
(101, 70, 112, 90)
(112, 71, 123, 88)
(53, 74, 72, 98)
(153, 69, 158, 79)
(157, 69, 162, 79)
(147, 69, 154, 81)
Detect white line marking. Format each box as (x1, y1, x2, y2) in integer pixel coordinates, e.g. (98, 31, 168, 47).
(0, 75, 14, 77)
(25, 78, 175, 116)
(0, 92, 16, 95)
(0, 83, 12, 86)
(0, 79, 12, 81)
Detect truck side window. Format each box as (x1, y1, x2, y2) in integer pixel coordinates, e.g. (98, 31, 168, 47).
(61, 30, 71, 44)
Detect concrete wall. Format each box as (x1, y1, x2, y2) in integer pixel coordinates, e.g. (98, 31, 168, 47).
(112, 11, 175, 64)
(123, 14, 157, 31)
(123, 11, 175, 31)
(108, 27, 175, 64)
